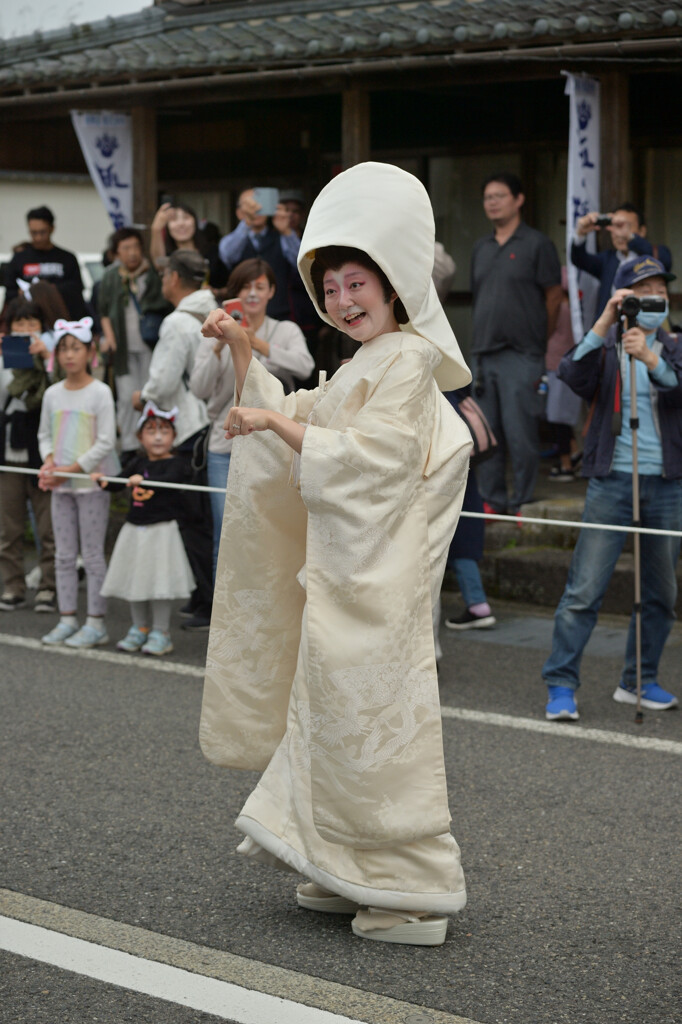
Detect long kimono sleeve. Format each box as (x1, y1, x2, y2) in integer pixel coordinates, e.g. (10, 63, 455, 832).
(299, 349, 469, 848)
(199, 357, 319, 769)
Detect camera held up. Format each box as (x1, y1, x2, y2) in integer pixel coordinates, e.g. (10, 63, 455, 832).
(619, 294, 667, 328)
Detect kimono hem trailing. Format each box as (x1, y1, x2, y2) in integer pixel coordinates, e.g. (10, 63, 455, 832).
(200, 332, 471, 913)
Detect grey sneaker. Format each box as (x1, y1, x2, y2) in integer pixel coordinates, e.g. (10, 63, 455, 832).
(141, 629, 174, 656)
(116, 625, 150, 652)
(0, 592, 27, 611)
(34, 590, 57, 613)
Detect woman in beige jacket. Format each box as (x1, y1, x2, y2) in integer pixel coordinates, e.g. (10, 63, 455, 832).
(190, 257, 313, 575)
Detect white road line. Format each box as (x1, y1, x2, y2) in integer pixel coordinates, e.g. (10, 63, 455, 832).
(0, 894, 480, 1024)
(2, 632, 679, 755)
(1, 916, 365, 1024)
(441, 706, 682, 755)
(0, 631, 203, 677)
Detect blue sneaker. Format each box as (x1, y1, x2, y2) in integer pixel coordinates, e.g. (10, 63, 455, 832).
(42, 620, 79, 645)
(141, 629, 173, 656)
(545, 685, 579, 721)
(613, 682, 678, 711)
(116, 625, 149, 652)
(64, 623, 109, 648)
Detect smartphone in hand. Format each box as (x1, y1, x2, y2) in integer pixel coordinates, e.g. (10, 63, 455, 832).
(253, 187, 280, 217)
(223, 299, 246, 324)
(2, 335, 34, 369)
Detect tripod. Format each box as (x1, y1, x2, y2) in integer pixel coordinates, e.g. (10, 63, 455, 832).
(619, 307, 644, 723)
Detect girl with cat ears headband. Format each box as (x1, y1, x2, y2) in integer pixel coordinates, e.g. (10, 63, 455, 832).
(135, 400, 179, 434)
(53, 317, 94, 345)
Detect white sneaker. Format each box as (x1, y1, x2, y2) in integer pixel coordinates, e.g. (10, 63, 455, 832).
(42, 621, 79, 645)
(64, 624, 109, 648)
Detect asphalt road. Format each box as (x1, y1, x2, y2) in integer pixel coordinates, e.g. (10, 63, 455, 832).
(1, 591, 680, 1024)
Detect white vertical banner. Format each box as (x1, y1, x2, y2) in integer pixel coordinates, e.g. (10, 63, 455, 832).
(71, 110, 133, 229)
(564, 74, 600, 343)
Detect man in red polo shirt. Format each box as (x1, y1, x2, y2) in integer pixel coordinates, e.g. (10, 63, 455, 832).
(470, 173, 562, 515)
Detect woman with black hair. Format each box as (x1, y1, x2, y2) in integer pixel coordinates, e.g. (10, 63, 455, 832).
(150, 200, 227, 290)
(200, 163, 472, 946)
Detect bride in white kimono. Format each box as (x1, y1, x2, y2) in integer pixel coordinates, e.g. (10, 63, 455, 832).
(199, 162, 473, 946)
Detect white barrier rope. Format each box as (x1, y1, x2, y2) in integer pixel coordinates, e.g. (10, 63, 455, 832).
(2, 463, 682, 538)
(459, 510, 682, 539)
(0, 464, 226, 494)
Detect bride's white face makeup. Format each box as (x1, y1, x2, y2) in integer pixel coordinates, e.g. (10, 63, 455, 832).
(322, 262, 398, 343)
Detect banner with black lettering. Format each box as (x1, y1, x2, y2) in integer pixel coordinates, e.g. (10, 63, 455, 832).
(71, 110, 133, 229)
(564, 74, 600, 343)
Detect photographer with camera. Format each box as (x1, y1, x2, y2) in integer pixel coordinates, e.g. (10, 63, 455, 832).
(571, 203, 672, 317)
(542, 255, 682, 721)
(218, 189, 300, 322)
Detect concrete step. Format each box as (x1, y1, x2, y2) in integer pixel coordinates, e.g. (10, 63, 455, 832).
(483, 497, 597, 551)
(444, 545, 682, 617)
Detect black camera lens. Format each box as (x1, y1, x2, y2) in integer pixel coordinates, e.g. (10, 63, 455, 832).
(620, 295, 641, 319)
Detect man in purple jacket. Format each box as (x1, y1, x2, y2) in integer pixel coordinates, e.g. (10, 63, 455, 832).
(543, 255, 682, 721)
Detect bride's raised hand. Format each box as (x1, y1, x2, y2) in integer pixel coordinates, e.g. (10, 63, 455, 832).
(202, 308, 253, 392)
(202, 309, 251, 349)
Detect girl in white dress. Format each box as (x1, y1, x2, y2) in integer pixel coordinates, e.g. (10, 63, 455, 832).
(98, 402, 195, 656)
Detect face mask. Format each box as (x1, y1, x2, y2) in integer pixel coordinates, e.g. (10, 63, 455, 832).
(636, 301, 668, 332)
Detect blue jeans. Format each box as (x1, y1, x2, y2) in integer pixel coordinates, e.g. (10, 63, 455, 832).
(207, 450, 231, 581)
(453, 557, 487, 607)
(542, 472, 682, 690)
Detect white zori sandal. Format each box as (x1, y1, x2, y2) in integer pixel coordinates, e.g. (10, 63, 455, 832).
(296, 882, 361, 914)
(351, 907, 448, 946)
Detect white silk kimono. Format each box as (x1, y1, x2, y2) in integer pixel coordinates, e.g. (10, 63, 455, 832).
(200, 329, 472, 914)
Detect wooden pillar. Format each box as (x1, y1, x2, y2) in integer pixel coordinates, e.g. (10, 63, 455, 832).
(520, 149, 537, 227)
(600, 72, 630, 211)
(341, 87, 370, 169)
(131, 105, 157, 232)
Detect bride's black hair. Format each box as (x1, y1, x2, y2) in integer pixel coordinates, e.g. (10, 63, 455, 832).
(310, 246, 408, 324)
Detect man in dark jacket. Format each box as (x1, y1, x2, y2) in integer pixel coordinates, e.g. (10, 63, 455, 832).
(571, 202, 672, 317)
(543, 256, 682, 721)
(218, 189, 299, 321)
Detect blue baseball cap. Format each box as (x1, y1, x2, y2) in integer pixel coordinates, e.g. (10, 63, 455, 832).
(613, 255, 675, 290)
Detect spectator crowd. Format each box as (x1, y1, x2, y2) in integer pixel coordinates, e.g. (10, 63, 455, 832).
(0, 176, 680, 719)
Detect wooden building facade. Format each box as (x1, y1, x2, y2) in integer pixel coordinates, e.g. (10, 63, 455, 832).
(1, 0, 681, 343)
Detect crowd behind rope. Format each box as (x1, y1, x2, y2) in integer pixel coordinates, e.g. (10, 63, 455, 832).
(0, 179, 680, 717)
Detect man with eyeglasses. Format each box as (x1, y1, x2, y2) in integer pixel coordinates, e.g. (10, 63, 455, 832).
(3, 205, 87, 319)
(470, 172, 562, 516)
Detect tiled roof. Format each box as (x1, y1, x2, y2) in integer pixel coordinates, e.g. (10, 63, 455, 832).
(0, 1, 681, 96)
